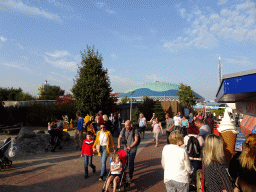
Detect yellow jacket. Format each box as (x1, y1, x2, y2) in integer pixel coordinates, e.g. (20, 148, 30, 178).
(93, 130, 115, 157)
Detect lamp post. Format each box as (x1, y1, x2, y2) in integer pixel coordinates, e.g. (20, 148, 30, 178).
(129, 90, 135, 121)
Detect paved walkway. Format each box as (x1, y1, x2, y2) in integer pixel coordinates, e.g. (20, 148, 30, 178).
(1, 130, 167, 192)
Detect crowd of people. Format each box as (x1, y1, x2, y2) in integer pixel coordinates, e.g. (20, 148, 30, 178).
(162, 112, 256, 192)
(76, 110, 138, 191)
(48, 110, 255, 192)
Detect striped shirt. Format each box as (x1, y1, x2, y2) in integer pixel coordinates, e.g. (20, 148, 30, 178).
(204, 161, 233, 192)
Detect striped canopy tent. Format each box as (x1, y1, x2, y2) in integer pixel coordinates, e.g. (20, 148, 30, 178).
(118, 81, 204, 102)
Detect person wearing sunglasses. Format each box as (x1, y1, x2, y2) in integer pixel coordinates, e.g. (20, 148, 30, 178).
(93, 123, 115, 181)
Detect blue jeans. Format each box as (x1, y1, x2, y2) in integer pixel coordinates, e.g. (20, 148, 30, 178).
(128, 150, 137, 179)
(191, 160, 202, 185)
(100, 146, 108, 177)
(84, 155, 95, 176)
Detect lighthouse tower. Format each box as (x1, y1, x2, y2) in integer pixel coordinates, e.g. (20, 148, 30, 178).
(37, 80, 49, 99)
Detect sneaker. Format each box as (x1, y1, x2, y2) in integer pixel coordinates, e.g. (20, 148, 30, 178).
(83, 175, 88, 179)
(155, 144, 158, 147)
(99, 176, 103, 181)
(93, 166, 96, 174)
(128, 178, 132, 183)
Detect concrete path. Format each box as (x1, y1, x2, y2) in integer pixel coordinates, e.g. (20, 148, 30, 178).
(1, 130, 167, 192)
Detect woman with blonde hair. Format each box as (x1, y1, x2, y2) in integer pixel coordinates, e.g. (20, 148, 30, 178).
(162, 130, 193, 192)
(203, 134, 233, 192)
(230, 134, 256, 192)
(103, 114, 113, 133)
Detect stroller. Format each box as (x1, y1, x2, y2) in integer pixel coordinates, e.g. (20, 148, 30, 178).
(102, 149, 130, 192)
(0, 137, 13, 171)
(45, 128, 63, 152)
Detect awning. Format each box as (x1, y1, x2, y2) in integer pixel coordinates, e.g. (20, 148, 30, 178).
(216, 69, 256, 103)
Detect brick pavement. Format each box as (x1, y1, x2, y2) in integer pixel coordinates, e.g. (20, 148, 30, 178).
(1, 131, 167, 192)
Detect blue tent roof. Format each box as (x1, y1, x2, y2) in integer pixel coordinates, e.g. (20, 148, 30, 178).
(118, 82, 204, 99)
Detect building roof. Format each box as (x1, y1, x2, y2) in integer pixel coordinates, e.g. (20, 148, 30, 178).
(216, 69, 256, 103)
(118, 81, 204, 100)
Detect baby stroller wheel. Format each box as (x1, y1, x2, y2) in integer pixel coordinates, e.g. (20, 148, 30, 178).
(45, 148, 48, 152)
(6, 160, 12, 167)
(59, 146, 62, 150)
(51, 149, 55, 152)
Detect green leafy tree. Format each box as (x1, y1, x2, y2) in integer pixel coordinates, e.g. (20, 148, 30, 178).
(16, 92, 34, 101)
(138, 97, 154, 120)
(153, 100, 165, 122)
(72, 45, 114, 115)
(39, 85, 65, 100)
(0, 87, 33, 101)
(132, 108, 141, 123)
(142, 95, 150, 103)
(121, 96, 129, 104)
(212, 108, 225, 117)
(121, 96, 136, 104)
(177, 83, 197, 107)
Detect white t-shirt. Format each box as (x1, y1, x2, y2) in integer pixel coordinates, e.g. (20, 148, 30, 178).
(99, 131, 107, 146)
(111, 161, 122, 174)
(173, 116, 181, 126)
(153, 122, 161, 133)
(162, 144, 193, 183)
(139, 117, 146, 127)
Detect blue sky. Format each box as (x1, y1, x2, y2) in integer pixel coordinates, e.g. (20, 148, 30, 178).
(0, 0, 256, 100)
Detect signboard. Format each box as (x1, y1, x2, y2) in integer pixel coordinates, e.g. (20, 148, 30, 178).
(236, 101, 256, 117)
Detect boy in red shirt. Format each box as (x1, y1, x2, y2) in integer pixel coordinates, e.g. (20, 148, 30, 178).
(81, 131, 96, 178)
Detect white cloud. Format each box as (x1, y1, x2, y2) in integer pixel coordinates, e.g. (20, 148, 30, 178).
(164, 1, 256, 50)
(110, 54, 116, 58)
(109, 74, 142, 93)
(163, 42, 183, 52)
(45, 57, 77, 71)
(0, 36, 7, 42)
(180, 8, 186, 18)
(225, 57, 253, 66)
(46, 50, 70, 58)
(18, 43, 24, 50)
(106, 9, 117, 14)
(218, 0, 228, 6)
(1, 63, 41, 76)
(96, 2, 105, 8)
(108, 68, 115, 74)
(46, 72, 73, 83)
(48, 0, 73, 12)
(1, 0, 62, 22)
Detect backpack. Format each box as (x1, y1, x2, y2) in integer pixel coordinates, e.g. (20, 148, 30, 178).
(187, 136, 201, 158)
(121, 128, 140, 146)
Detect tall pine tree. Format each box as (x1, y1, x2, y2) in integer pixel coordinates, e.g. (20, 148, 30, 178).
(72, 46, 114, 115)
(153, 100, 165, 122)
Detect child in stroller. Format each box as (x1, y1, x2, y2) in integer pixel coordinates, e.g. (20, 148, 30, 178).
(103, 149, 129, 192)
(46, 117, 63, 152)
(0, 137, 12, 170)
